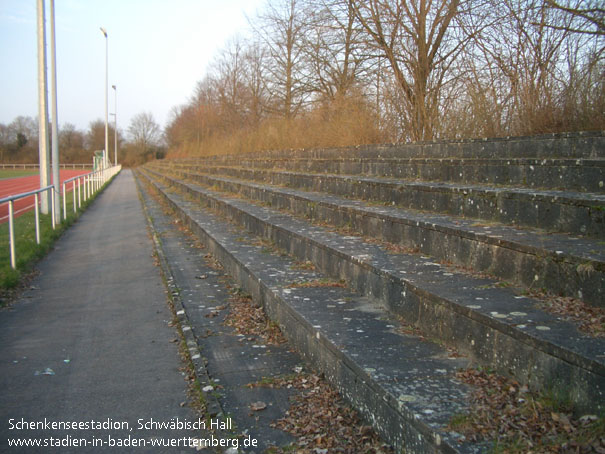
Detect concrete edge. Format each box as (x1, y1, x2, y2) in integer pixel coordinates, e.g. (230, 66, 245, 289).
(133, 172, 236, 452)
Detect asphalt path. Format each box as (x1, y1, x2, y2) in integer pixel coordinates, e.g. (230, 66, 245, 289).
(0, 170, 199, 453)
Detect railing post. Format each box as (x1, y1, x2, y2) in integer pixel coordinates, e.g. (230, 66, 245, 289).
(73, 180, 76, 213)
(78, 177, 81, 208)
(63, 182, 67, 220)
(9, 200, 16, 269)
(51, 188, 56, 230)
(35, 193, 40, 244)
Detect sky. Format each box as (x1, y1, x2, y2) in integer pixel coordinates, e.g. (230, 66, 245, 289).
(0, 0, 265, 135)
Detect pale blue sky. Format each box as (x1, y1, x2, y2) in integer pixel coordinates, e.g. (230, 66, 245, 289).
(0, 0, 265, 133)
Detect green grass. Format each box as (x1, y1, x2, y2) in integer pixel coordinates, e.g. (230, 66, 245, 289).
(0, 169, 38, 179)
(0, 176, 116, 294)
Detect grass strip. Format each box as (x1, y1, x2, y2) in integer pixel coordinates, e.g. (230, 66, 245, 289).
(0, 169, 38, 179)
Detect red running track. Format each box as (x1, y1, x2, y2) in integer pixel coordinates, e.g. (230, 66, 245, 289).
(0, 170, 90, 223)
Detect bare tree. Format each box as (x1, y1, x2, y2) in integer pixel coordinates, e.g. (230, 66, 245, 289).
(470, 0, 580, 134)
(252, 0, 310, 119)
(85, 120, 106, 152)
(9, 116, 38, 146)
(300, 0, 368, 101)
(128, 112, 161, 151)
(59, 123, 83, 149)
(58, 122, 89, 162)
(209, 37, 250, 131)
(559, 36, 605, 129)
(161, 0, 603, 156)
(86, 119, 120, 154)
(544, 0, 604, 36)
(243, 41, 270, 127)
(0, 123, 10, 148)
(350, 0, 470, 141)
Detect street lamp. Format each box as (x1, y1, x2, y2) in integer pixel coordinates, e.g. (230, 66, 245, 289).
(111, 84, 117, 166)
(100, 26, 108, 169)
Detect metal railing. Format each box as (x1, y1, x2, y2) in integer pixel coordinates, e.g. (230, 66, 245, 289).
(0, 163, 92, 170)
(1, 185, 56, 269)
(1, 165, 121, 269)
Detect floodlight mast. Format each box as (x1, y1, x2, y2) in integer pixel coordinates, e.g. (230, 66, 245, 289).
(36, 0, 51, 214)
(50, 0, 61, 223)
(100, 27, 108, 169)
(112, 84, 118, 166)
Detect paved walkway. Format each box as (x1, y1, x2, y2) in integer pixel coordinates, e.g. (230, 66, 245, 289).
(0, 170, 197, 453)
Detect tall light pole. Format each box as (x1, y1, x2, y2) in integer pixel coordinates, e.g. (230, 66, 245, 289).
(112, 84, 118, 165)
(100, 27, 108, 169)
(50, 0, 61, 223)
(36, 0, 51, 214)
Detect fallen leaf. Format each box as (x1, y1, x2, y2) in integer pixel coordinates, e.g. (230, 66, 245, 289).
(250, 401, 267, 411)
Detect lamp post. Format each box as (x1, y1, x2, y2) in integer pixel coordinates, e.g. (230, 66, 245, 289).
(100, 26, 108, 169)
(112, 84, 117, 165)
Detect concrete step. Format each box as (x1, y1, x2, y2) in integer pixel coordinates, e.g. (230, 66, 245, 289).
(189, 156, 605, 193)
(181, 131, 604, 161)
(163, 163, 605, 239)
(137, 173, 309, 451)
(135, 169, 484, 454)
(151, 165, 605, 308)
(142, 166, 605, 416)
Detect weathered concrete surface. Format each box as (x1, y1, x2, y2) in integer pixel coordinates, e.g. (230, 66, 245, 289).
(137, 169, 487, 454)
(175, 164, 605, 239)
(173, 157, 605, 193)
(0, 170, 196, 453)
(156, 167, 605, 307)
(142, 167, 605, 415)
(179, 131, 604, 163)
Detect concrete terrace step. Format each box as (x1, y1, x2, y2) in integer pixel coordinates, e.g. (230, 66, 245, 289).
(141, 166, 605, 416)
(188, 131, 605, 161)
(135, 169, 483, 454)
(175, 156, 605, 193)
(164, 163, 605, 239)
(148, 164, 605, 307)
